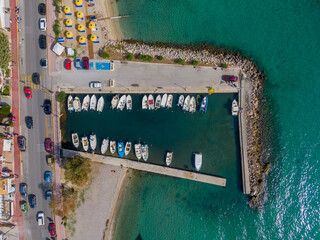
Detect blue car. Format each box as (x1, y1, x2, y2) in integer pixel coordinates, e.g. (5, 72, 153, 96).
(45, 190, 53, 202)
(29, 194, 36, 208)
(20, 183, 27, 198)
(44, 171, 52, 183)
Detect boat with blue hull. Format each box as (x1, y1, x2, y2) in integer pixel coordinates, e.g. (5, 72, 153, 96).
(117, 142, 125, 158)
(199, 96, 208, 113)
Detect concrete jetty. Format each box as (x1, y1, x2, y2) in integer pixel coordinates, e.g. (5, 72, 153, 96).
(62, 149, 227, 187)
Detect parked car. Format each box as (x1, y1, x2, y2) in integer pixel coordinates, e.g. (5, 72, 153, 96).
(74, 57, 81, 69)
(44, 171, 52, 183)
(20, 201, 27, 213)
(38, 3, 46, 15)
(44, 138, 52, 152)
(65, 59, 71, 70)
(29, 194, 36, 208)
(32, 72, 40, 85)
(40, 58, 47, 68)
(223, 75, 238, 82)
(82, 57, 89, 70)
(43, 99, 51, 115)
(39, 34, 47, 49)
(25, 116, 33, 129)
(39, 18, 46, 31)
(24, 87, 32, 98)
(20, 183, 27, 198)
(47, 155, 53, 166)
(18, 136, 26, 151)
(37, 211, 45, 226)
(49, 223, 56, 236)
(89, 81, 102, 89)
(45, 190, 53, 202)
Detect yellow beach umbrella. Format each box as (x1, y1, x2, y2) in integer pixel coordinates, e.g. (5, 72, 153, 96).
(65, 19, 73, 26)
(78, 24, 85, 32)
(79, 36, 86, 43)
(90, 34, 97, 41)
(77, 11, 84, 19)
(75, 0, 82, 6)
(88, 22, 96, 29)
(208, 88, 215, 95)
(64, 6, 71, 14)
(66, 31, 73, 38)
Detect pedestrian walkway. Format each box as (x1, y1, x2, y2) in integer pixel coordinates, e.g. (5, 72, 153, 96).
(21, 75, 49, 90)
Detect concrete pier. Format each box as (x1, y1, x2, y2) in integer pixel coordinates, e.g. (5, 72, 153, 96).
(62, 149, 227, 187)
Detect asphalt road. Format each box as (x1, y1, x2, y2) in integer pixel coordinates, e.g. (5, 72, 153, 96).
(18, 0, 55, 239)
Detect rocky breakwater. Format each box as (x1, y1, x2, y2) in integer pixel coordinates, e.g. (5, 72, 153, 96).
(104, 40, 270, 209)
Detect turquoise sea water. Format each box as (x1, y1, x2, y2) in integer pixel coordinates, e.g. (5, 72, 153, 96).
(109, 0, 320, 239)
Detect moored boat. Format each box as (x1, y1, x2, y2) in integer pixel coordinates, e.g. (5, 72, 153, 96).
(232, 100, 239, 116)
(141, 145, 149, 161)
(194, 153, 202, 171)
(165, 152, 173, 166)
(177, 95, 184, 107)
(126, 95, 132, 110)
(142, 95, 148, 109)
(148, 94, 154, 110)
(90, 95, 97, 111)
(134, 144, 142, 160)
(189, 96, 196, 113)
(89, 133, 97, 151)
(199, 96, 208, 113)
(81, 136, 89, 151)
(68, 95, 74, 112)
(125, 142, 131, 156)
(117, 95, 127, 110)
(183, 95, 191, 111)
(73, 97, 81, 112)
(97, 96, 104, 112)
(71, 133, 79, 148)
(161, 94, 167, 108)
(111, 95, 119, 109)
(101, 138, 109, 154)
(117, 142, 125, 158)
(166, 94, 173, 108)
(155, 95, 161, 109)
(110, 141, 116, 154)
(81, 95, 90, 111)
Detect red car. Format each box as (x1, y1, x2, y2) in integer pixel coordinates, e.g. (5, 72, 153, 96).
(223, 75, 238, 82)
(24, 87, 32, 99)
(44, 138, 52, 153)
(82, 57, 89, 70)
(49, 223, 56, 236)
(65, 59, 72, 70)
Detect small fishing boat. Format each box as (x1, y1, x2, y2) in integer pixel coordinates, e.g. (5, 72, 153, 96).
(189, 96, 196, 113)
(155, 95, 161, 109)
(232, 100, 239, 116)
(101, 138, 109, 154)
(81, 95, 90, 111)
(166, 94, 173, 108)
(161, 94, 167, 108)
(141, 145, 149, 161)
(135, 144, 142, 160)
(183, 95, 191, 111)
(90, 133, 97, 151)
(67, 95, 74, 112)
(125, 142, 131, 156)
(117, 142, 125, 158)
(71, 133, 79, 148)
(73, 97, 81, 112)
(126, 95, 132, 111)
(81, 136, 89, 152)
(117, 95, 127, 110)
(148, 94, 154, 110)
(142, 95, 148, 109)
(110, 141, 116, 154)
(90, 95, 97, 111)
(177, 95, 184, 107)
(166, 152, 173, 166)
(199, 96, 208, 113)
(111, 95, 119, 109)
(194, 153, 202, 171)
(97, 96, 104, 112)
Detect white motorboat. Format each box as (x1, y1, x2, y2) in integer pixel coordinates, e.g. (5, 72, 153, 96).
(71, 133, 79, 148)
(232, 100, 239, 116)
(161, 94, 167, 108)
(189, 96, 196, 113)
(194, 153, 202, 171)
(117, 95, 127, 110)
(67, 95, 74, 112)
(177, 95, 184, 107)
(148, 95, 154, 110)
(81, 95, 90, 111)
(90, 133, 97, 151)
(134, 144, 142, 160)
(111, 95, 119, 109)
(97, 96, 104, 112)
(81, 136, 89, 152)
(126, 95, 132, 111)
(110, 141, 116, 154)
(90, 95, 97, 111)
(183, 95, 191, 111)
(101, 138, 109, 154)
(125, 142, 131, 156)
(166, 94, 173, 108)
(142, 95, 148, 110)
(166, 152, 173, 166)
(155, 95, 161, 109)
(73, 97, 81, 112)
(141, 145, 149, 161)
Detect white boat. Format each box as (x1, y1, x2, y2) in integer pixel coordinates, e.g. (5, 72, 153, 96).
(110, 141, 116, 154)
(81, 136, 89, 152)
(90, 133, 97, 151)
(161, 94, 167, 108)
(90, 95, 97, 111)
(67, 95, 74, 112)
(194, 153, 202, 171)
(81, 95, 90, 111)
(166, 152, 173, 166)
(189, 96, 196, 113)
(148, 95, 154, 110)
(117, 95, 127, 110)
(134, 144, 142, 160)
(73, 97, 81, 112)
(155, 95, 161, 109)
(232, 100, 239, 116)
(97, 96, 104, 112)
(183, 95, 191, 111)
(71, 133, 79, 148)
(177, 95, 184, 107)
(166, 94, 173, 108)
(125, 142, 131, 156)
(111, 95, 119, 109)
(126, 95, 132, 111)
(199, 96, 208, 113)
(101, 138, 109, 154)
(142, 95, 148, 109)
(141, 145, 149, 161)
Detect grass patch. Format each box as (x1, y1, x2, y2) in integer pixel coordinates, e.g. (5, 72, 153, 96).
(127, 52, 133, 60)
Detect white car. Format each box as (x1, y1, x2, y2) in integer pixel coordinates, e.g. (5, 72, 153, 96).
(89, 81, 102, 89)
(39, 18, 46, 31)
(37, 212, 45, 226)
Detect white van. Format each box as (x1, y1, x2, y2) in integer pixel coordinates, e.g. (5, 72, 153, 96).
(37, 212, 45, 226)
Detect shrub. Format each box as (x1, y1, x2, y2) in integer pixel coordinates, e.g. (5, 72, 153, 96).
(0, 106, 11, 115)
(192, 60, 199, 66)
(221, 63, 228, 68)
(116, 44, 124, 50)
(157, 56, 164, 60)
(0, 33, 11, 69)
(56, 91, 67, 103)
(53, 21, 60, 38)
(101, 52, 110, 59)
(136, 54, 153, 62)
(64, 156, 92, 187)
(49, 185, 78, 217)
(177, 59, 185, 65)
(68, 49, 77, 58)
(2, 86, 9, 95)
(127, 53, 133, 61)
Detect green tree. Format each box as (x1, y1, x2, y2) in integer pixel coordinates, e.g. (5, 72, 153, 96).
(49, 185, 78, 216)
(0, 33, 11, 70)
(64, 156, 92, 187)
(0, 105, 11, 115)
(56, 91, 67, 103)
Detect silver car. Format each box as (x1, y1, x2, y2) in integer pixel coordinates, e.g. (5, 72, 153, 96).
(89, 81, 102, 89)
(74, 57, 81, 69)
(39, 18, 46, 31)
